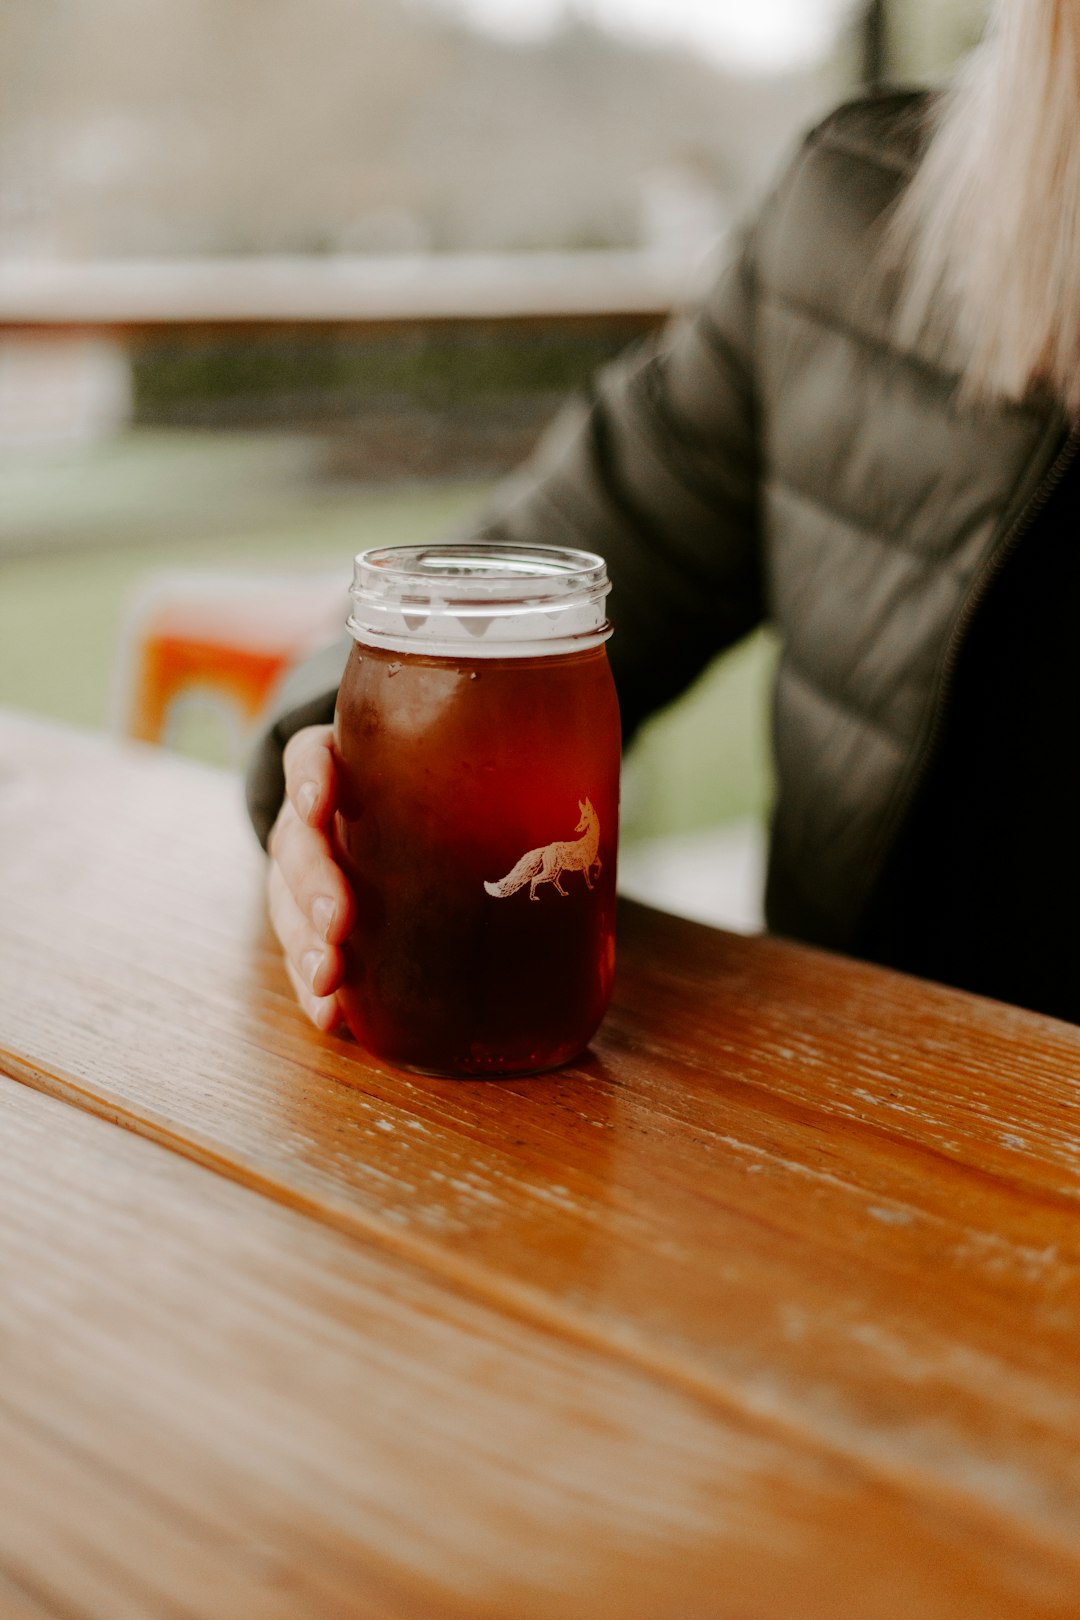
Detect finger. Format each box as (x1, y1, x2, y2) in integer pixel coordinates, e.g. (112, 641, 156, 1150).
(267, 862, 346, 999)
(269, 804, 355, 944)
(283, 724, 337, 828)
(285, 955, 343, 1033)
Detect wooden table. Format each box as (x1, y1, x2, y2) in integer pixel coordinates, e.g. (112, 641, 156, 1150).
(2, 709, 1080, 1620)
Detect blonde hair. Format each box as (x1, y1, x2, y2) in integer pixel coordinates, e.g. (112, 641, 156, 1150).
(893, 0, 1080, 417)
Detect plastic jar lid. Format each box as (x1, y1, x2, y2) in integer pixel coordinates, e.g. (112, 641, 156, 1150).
(348, 542, 612, 658)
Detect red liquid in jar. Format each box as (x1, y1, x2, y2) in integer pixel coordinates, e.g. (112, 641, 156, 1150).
(334, 641, 620, 1076)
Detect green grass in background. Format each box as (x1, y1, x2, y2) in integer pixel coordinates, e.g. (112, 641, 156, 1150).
(0, 490, 487, 728)
(0, 429, 774, 842)
(622, 631, 776, 838)
(0, 430, 486, 730)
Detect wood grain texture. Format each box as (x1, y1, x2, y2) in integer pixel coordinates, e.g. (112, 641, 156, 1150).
(2, 709, 1080, 1614)
(0, 1569, 67, 1620)
(4, 1072, 1055, 1620)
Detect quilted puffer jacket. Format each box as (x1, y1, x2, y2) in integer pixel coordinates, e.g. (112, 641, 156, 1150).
(246, 88, 1073, 953)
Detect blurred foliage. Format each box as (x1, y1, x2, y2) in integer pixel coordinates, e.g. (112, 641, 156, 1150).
(0, 0, 991, 262)
(0, 0, 838, 258)
(131, 322, 646, 418)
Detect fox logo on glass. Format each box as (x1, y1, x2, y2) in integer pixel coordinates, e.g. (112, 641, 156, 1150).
(484, 798, 601, 902)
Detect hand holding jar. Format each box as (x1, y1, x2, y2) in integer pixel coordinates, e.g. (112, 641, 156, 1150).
(266, 723, 353, 1031)
(268, 544, 621, 1077)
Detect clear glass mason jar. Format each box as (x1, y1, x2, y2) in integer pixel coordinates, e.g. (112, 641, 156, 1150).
(333, 542, 620, 1077)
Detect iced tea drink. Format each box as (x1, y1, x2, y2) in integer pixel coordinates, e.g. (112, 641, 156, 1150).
(334, 544, 619, 1076)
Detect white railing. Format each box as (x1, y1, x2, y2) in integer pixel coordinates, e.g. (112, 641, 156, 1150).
(0, 250, 710, 329)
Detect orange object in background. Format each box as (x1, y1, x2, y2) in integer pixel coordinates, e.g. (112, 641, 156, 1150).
(115, 571, 346, 761)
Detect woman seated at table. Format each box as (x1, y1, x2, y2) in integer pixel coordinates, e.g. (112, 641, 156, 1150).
(249, 0, 1080, 1031)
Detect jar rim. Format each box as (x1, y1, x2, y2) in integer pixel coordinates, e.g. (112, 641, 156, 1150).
(348, 541, 612, 658)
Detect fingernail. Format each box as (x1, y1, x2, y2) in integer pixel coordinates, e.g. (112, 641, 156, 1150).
(301, 948, 324, 991)
(297, 781, 318, 822)
(312, 896, 336, 940)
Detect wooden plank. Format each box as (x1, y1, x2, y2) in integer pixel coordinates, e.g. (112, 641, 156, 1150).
(2, 711, 1080, 1596)
(5, 1071, 1064, 1620)
(0, 1569, 68, 1620)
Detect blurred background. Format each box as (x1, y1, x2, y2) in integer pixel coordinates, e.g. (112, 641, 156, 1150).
(0, 0, 986, 928)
